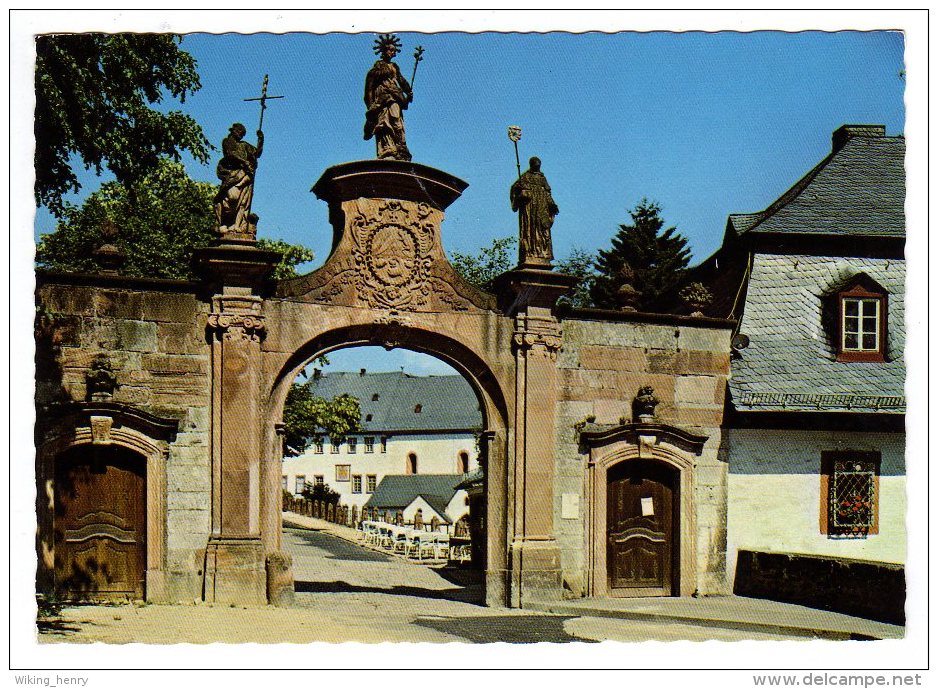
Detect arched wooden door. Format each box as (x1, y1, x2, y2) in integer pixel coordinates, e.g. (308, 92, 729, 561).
(606, 460, 678, 596)
(54, 445, 146, 600)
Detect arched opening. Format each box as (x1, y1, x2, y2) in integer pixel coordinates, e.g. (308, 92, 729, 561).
(273, 342, 498, 606)
(53, 444, 147, 601)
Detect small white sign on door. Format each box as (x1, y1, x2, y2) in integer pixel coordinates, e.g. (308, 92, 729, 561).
(641, 496, 655, 516)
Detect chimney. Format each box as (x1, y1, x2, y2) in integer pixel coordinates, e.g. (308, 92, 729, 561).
(313, 368, 322, 380)
(360, 368, 366, 377)
(832, 124, 885, 152)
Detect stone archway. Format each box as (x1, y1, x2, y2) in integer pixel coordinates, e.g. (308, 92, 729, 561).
(262, 323, 512, 607)
(194, 159, 577, 608)
(580, 422, 708, 598)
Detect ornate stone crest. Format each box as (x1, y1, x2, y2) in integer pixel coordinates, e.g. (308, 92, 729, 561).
(348, 199, 435, 310)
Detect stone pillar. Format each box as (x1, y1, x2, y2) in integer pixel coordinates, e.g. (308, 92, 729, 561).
(496, 267, 577, 606)
(195, 241, 281, 606)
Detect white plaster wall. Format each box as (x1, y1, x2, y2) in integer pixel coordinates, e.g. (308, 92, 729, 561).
(726, 427, 906, 583)
(445, 490, 471, 523)
(282, 432, 477, 509)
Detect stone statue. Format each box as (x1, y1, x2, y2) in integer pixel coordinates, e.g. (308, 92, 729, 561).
(510, 156, 559, 266)
(214, 123, 264, 236)
(363, 34, 413, 161)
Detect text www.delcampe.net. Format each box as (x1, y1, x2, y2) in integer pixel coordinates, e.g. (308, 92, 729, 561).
(753, 675, 923, 687)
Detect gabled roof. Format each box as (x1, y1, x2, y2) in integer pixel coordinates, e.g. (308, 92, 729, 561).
(727, 128, 905, 240)
(306, 371, 482, 433)
(364, 474, 465, 521)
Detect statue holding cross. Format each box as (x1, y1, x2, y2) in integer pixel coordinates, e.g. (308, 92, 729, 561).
(213, 75, 283, 239)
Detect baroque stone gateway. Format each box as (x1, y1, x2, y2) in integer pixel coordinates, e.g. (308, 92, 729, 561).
(34, 40, 736, 609)
(35, 155, 733, 606)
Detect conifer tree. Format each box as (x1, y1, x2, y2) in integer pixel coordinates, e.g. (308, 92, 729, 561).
(590, 199, 691, 311)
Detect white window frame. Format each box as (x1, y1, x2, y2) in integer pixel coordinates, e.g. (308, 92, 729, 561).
(842, 297, 880, 352)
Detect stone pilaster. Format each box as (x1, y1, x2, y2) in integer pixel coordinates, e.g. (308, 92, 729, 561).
(496, 267, 578, 606)
(195, 242, 280, 606)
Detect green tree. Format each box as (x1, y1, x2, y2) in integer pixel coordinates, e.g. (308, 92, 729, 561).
(555, 247, 598, 309)
(301, 483, 341, 505)
(590, 200, 691, 311)
(282, 382, 361, 456)
(35, 159, 313, 280)
(35, 33, 211, 217)
(449, 236, 517, 290)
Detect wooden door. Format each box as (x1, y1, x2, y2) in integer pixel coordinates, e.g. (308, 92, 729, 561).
(607, 460, 676, 596)
(54, 446, 146, 600)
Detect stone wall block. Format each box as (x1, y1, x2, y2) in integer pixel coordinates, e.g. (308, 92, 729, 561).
(81, 319, 118, 350)
(646, 349, 680, 374)
(578, 345, 647, 372)
(158, 322, 207, 354)
(39, 315, 82, 348)
(678, 349, 731, 376)
(614, 373, 676, 403)
(92, 291, 144, 319)
(676, 327, 731, 352)
(60, 349, 134, 371)
(38, 286, 96, 316)
(141, 353, 210, 375)
(168, 491, 211, 510)
(139, 293, 205, 323)
(115, 320, 158, 352)
(169, 444, 212, 465)
(674, 375, 722, 406)
(669, 407, 724, 428)
(111, 385, 152, 406)
(592, 399, 628, 424)
(182, 406, 211, 432)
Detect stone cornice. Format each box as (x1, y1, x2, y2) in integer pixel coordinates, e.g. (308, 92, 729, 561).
(37, 401, 182, 443)
(578, 421, 709, 457)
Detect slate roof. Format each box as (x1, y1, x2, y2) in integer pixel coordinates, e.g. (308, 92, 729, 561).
(364, 474, 465, 521)
(728, 131, 905, 239)
(729, 254, 905, 412)
(306, 371, 482, 433)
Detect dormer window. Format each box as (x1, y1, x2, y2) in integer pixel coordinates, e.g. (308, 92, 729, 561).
(414, 404, 422, 413)
(837, 277, 887, 362)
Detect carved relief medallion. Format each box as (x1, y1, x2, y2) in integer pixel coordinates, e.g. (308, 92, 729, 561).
(350, 199, 434, 310)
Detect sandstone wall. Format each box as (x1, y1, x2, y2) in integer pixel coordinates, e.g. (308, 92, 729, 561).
(555, 316, 733, 596)
(36, 280, 211, 601)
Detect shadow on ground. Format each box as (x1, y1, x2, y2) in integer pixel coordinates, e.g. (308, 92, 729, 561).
(413, 615, 595, 644)
(294, 578, 484, 605)
(37, 617, 81, 636)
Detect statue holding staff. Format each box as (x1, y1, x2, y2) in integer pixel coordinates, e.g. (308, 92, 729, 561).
(363, 34, 422, 161)
(214, 122, 263, 236)
(213, 75, 283, 238)
(510, 156, 559, 266)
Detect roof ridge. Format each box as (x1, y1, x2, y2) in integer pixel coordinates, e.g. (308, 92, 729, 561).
(736, 147, 837, 235)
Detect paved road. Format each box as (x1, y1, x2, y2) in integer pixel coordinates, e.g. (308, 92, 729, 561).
(281, 525, 796, 643)
(37, 524, 802, 645)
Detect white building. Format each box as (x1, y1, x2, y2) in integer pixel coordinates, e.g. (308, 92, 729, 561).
(692, 125, 905, 622)
(282, 370, 481, 510)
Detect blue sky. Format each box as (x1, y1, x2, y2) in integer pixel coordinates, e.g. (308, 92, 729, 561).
(32, 29, 906, 376)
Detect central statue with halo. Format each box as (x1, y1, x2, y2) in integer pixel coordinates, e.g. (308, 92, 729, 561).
(363, 33, 423, 162)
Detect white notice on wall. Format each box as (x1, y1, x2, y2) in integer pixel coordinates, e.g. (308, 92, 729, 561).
(641, 497, 655, 517)
(561, 493, 579, 519)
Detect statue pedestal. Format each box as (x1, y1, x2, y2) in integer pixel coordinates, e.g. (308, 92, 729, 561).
(494, 267, 579, 314)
